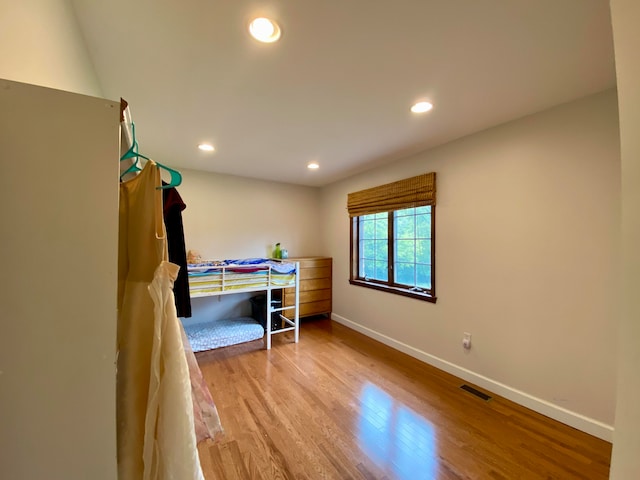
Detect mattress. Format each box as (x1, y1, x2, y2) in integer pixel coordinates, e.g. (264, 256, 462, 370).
(188, 259, 297, 297)
(184, 317, 264, 352)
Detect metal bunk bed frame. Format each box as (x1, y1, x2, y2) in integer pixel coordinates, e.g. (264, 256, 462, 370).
(188, 260, 300, 349)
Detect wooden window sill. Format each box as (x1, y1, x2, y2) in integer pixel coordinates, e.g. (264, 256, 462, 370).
(349, 279, 437, 303)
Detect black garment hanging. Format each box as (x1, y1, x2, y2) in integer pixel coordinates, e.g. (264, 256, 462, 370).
(162, 182, 192, 318)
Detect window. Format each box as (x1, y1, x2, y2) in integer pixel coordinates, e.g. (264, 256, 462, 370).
(348, 173, 436, 302)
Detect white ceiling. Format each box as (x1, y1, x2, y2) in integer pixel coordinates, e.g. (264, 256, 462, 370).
(71, 0, 616, 187)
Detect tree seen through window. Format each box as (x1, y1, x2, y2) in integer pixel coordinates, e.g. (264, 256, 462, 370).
(357, 206, 432, 292)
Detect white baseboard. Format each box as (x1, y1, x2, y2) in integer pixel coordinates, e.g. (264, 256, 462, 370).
(331, 313, 614, 442)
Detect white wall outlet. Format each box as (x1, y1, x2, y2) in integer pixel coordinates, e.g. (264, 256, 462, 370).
(463, 332, 472, 349)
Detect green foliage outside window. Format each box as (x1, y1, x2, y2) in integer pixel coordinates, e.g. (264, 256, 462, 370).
(357, 206, 432, 291)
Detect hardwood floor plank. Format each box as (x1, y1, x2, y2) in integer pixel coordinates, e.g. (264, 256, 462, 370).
(208, 440, 252, 480)
(195, 319, 611, 479)
(243, 451, 268, 480)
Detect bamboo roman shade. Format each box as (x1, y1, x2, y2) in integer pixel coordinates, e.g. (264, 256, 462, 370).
(347, 172, 436, 217)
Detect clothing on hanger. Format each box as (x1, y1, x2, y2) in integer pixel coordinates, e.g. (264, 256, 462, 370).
(117, 162, 205, 480)
(163, 183, 192, 318)
(120, 122, 182, 189)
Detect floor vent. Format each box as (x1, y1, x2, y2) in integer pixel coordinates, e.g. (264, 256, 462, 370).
(460, 384, 492, 401)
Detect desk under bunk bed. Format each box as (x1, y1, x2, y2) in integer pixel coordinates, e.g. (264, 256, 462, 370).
(185, 259, 300, 350)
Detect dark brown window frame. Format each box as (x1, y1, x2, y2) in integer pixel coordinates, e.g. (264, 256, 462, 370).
(349, 207, 436, 303)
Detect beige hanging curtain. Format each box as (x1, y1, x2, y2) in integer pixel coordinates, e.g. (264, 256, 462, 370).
(347, 172, 436, 217)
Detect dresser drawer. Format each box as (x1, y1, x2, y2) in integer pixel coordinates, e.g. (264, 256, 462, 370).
(285, 277, 332, 293)
(292, 258, 332, 269)
(299, 300, 331, 316)
(283, 299, 332, 318)
(299, 266, 331, 280)
(284, 288, 331, 305)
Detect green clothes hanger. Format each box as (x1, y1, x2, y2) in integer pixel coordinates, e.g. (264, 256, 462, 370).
(119, 122, 182, 189)
(119, 140, 143, 178)
(154, 161, 182, 190)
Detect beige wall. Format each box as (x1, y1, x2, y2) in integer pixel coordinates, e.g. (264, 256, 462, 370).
(0, 0, 101, 97)
(0, 80, 119, 480)
(0, 3, 115, 478)
(321, 90, 620, 439)
(178, 168, 323, 323)
(610, 0, 640, 477)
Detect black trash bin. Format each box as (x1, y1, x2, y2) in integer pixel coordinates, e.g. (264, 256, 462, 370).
(249, 295, 282, 331)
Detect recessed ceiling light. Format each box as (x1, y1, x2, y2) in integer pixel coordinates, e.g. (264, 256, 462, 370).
(411, 101, 433, 113)
(198, 143, 215, 152)
(249, 17, 281, 43)
(307, 162, 319, 170)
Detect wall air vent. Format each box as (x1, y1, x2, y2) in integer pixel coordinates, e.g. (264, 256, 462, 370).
(460, 384, 492, 401)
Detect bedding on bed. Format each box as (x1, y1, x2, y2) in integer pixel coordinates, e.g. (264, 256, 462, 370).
(184, 317, 264, 352)
(187, 258, 297, 296)
(189, 258, 296, 274)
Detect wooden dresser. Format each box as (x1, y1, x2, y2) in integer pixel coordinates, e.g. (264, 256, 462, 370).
(283, 257, 332, 319)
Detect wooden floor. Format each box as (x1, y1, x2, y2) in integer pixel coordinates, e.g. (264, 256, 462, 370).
(195, 319, 611, 479)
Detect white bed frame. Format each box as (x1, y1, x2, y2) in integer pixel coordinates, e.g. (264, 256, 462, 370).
(188, 260, 300, 349)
